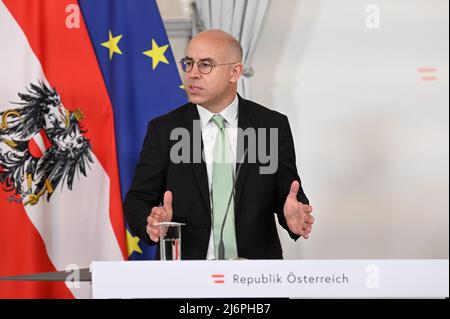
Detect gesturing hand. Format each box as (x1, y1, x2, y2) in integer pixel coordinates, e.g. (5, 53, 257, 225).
(283, 181, 314, 239)
(146, 191, 173, 242)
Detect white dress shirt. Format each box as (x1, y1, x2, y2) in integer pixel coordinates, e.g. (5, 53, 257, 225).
(196, 95, 238, 260)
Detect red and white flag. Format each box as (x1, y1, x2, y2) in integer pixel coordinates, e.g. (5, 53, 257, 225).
(0, 0, 127, 298)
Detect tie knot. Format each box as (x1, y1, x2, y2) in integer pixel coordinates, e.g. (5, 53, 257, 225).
(211, 114, 225, 130)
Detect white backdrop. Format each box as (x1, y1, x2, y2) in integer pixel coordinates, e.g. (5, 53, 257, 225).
(161, 0, 449, 259)
(251, 0, 449, 259)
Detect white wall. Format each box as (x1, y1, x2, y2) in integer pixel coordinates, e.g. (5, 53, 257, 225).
(251, 0, 449, 259)
(162, 0, 449, 259)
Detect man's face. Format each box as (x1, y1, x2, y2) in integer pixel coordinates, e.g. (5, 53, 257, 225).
(183, 36, 237, 107)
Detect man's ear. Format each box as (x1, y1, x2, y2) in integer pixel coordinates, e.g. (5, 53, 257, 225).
(230, 63, 244, 83)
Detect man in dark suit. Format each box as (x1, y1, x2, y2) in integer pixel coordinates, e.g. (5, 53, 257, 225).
(124, 30, 314, 260)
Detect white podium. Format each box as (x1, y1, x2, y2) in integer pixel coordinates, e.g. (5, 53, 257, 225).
(91, 259, 448, 299)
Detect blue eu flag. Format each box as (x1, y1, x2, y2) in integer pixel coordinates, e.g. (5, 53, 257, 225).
(79, 0, 188, 260)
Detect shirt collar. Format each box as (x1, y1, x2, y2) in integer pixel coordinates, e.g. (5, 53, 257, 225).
(196, 95, 238, 129)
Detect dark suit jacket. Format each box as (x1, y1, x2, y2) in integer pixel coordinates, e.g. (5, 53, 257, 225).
(123, 95, 309, 259)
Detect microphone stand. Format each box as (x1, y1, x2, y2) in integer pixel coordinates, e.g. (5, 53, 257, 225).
(218, 148, 248, 260)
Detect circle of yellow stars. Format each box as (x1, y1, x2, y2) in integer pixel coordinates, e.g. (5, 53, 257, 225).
(101, 30, 169, 70)
(100, 30, 185, 91)
(101, 30, 185, 256)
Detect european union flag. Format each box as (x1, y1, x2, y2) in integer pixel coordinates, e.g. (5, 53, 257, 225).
(79, 0, 187, 260)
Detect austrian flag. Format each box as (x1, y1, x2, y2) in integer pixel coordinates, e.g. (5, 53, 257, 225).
(1, 0, 186, 298)
(0, 0, 128, 298)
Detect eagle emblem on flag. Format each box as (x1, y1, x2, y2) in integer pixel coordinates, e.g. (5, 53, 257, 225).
(0, 82, 93, 205)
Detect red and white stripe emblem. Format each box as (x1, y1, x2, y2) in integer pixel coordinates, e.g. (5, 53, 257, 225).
(211, 274, 225, 284)
(28, 129, 52, 158)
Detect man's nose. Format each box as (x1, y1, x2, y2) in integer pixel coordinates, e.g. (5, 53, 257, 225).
(188, 62, 202, 79)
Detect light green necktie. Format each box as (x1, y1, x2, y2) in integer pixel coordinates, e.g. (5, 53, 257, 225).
(211, 114, 238, 259)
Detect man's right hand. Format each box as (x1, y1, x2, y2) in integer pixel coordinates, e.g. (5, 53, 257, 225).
(146, 191, 173, 242)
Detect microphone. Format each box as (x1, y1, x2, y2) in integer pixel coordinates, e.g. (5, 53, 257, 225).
(218, 148, 248, 260)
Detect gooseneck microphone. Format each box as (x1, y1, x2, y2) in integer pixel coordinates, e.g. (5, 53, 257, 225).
(218, 148, 248, 260)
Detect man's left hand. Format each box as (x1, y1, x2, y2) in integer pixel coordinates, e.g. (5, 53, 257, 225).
(283, 180, 314, 239)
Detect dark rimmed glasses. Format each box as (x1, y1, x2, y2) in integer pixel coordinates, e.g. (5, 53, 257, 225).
(179, 57, 239, 74)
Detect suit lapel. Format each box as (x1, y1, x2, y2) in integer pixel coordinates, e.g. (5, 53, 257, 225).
(235, 95, 254, 214)
(183, 97, 255, 217)
(184, 103, 211, 216)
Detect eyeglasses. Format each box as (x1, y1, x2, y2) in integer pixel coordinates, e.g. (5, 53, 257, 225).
(179, 57, 239, 74)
